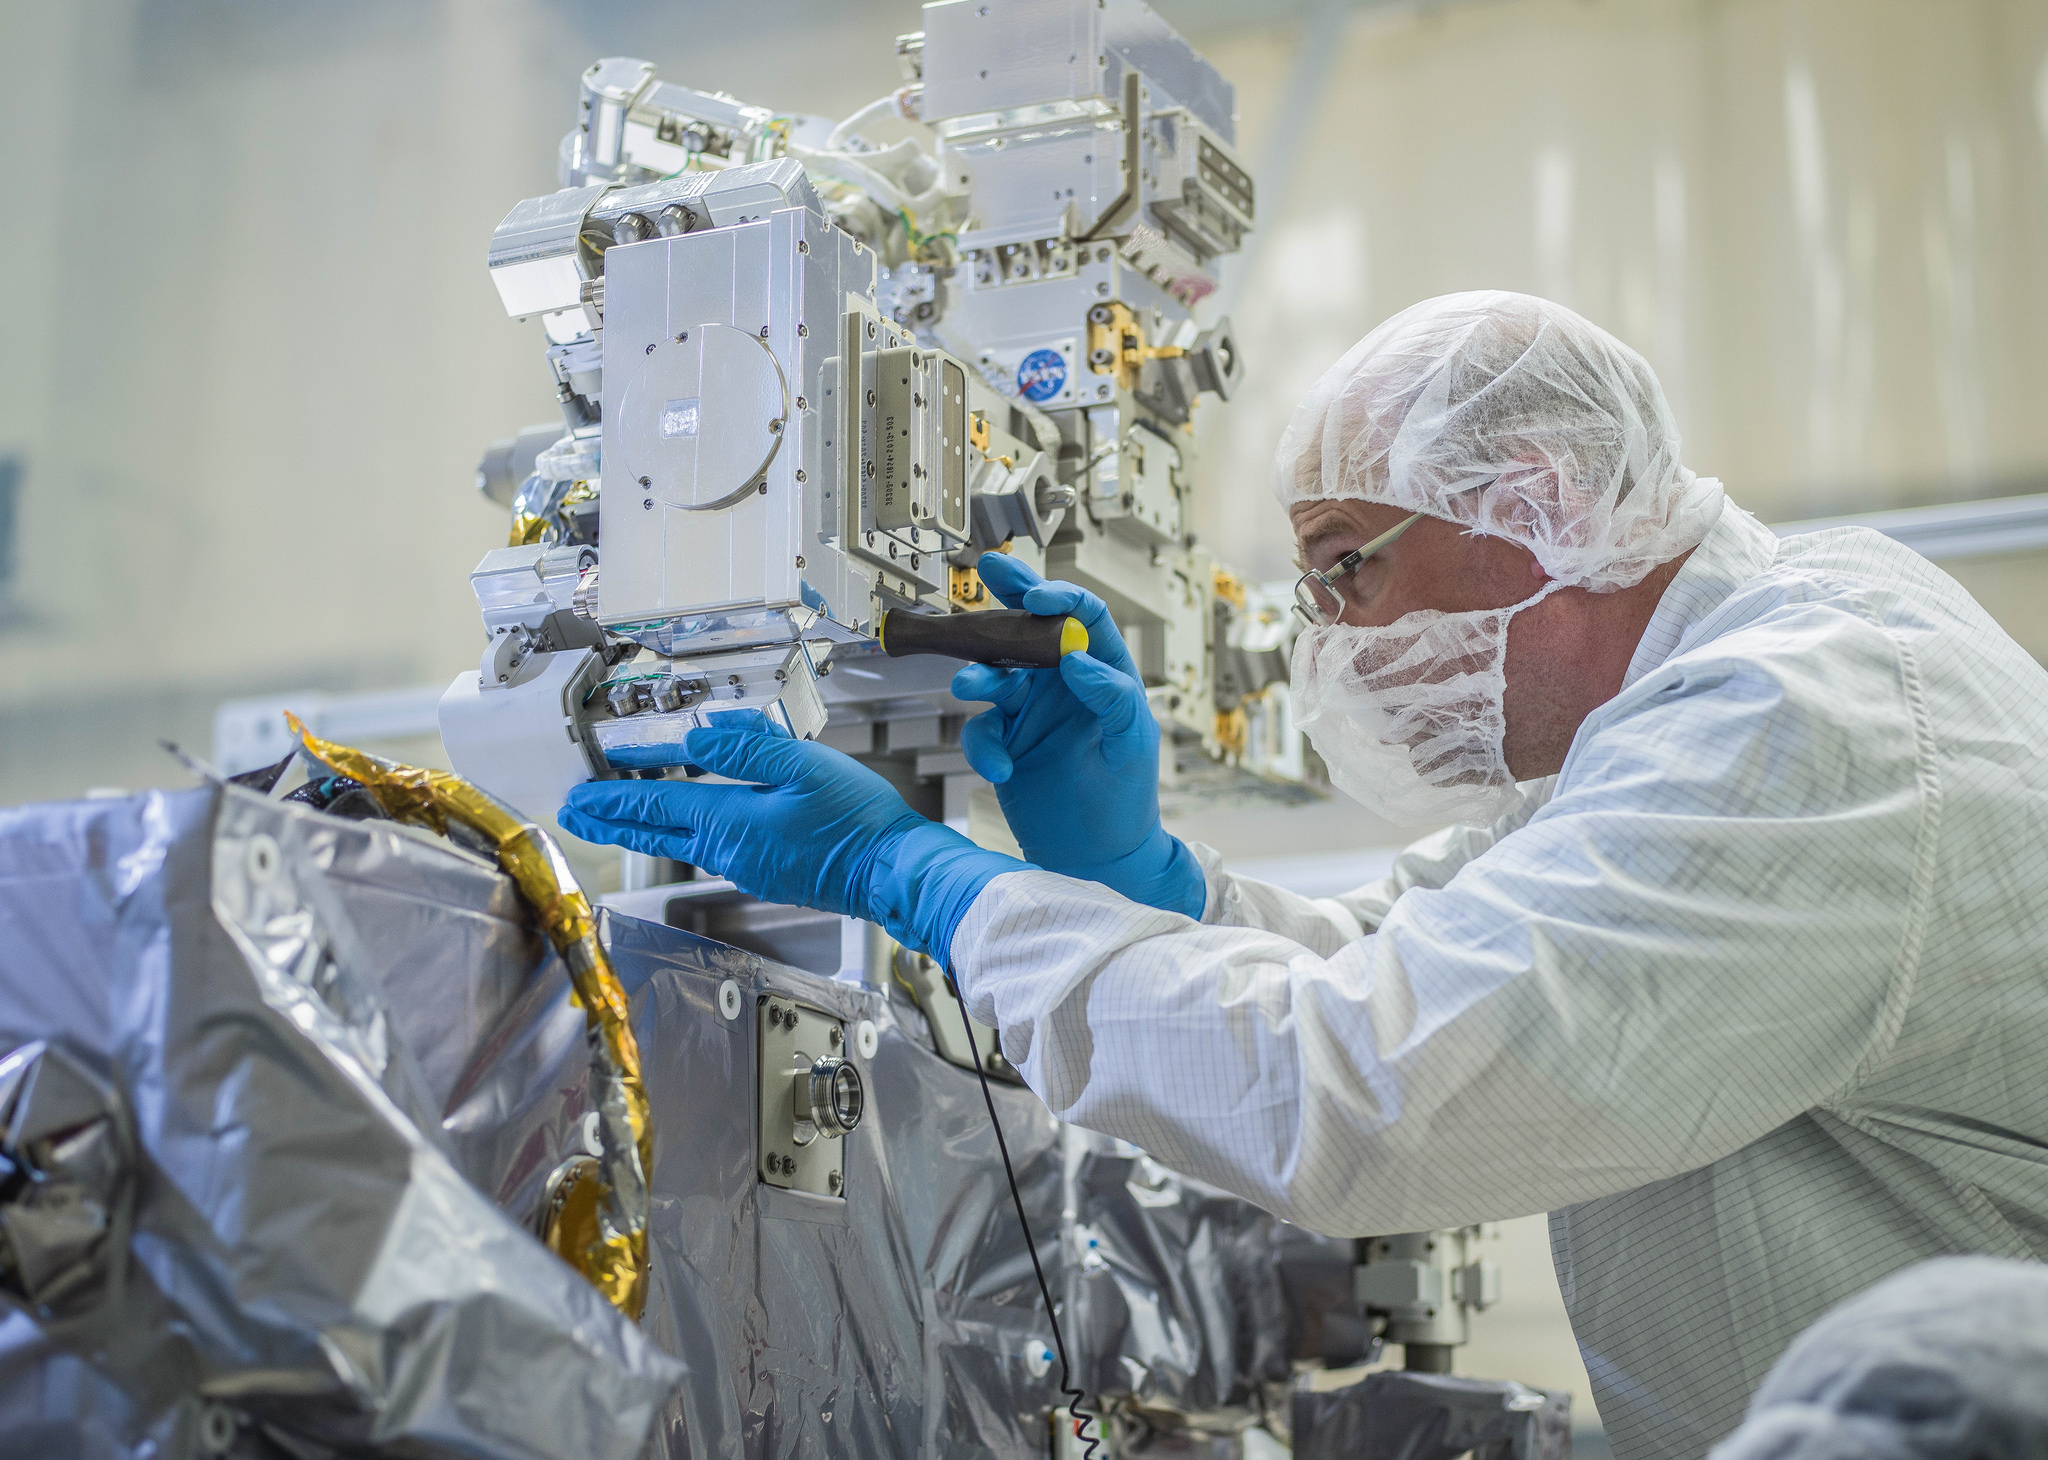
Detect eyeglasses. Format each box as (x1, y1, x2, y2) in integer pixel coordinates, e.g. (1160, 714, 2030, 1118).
(1291, 511, 1425, 626)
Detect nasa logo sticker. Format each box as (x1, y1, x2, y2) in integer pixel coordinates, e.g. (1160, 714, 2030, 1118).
(1016, 347, 1067, 403)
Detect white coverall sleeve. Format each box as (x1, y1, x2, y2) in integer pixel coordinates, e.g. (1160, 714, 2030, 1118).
(1190, 778, 1558, 952)
(947, 621, 1934, 1236)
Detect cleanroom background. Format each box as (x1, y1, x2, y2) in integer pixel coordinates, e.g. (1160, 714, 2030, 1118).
(4, 0, 2047, 1440)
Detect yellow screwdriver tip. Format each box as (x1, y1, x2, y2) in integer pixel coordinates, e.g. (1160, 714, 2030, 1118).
(1059, 617, 1089, 657)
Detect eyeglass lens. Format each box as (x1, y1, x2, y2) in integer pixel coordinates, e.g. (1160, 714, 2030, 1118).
(1297, 572, 1346, 624)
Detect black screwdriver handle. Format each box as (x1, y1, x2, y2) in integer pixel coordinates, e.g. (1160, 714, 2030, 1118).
(877, 608, 1089, 669)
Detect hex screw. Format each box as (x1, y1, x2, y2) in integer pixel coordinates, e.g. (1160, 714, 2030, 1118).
(643, 498, 653, 510)
(795, 555, 806, 569)
(828, 1171, 843, 1194)
(645, 343, 656, 354)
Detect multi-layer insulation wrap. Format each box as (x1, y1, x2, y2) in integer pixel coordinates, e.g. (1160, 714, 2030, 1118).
(0, 776, 1348, 1458)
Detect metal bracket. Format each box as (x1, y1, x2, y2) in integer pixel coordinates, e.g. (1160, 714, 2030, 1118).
(892, 948, 1022, 1085)
(757, 994, 861, 1198)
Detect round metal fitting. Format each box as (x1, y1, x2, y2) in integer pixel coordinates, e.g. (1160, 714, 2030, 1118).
(244, 833, 280, 887)
(198, 1403, 238, 1456)
(572, 566, 601, 623)
(804, 1056, 864, 1138)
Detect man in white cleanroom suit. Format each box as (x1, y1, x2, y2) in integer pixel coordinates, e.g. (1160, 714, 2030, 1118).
(559, 292, 2048, 1460)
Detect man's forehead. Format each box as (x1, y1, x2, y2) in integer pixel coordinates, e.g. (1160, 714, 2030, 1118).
(1288, 498, 1407, 538)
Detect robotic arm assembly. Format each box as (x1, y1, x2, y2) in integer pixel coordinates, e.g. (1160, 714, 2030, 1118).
(443, 0, 1295, 826)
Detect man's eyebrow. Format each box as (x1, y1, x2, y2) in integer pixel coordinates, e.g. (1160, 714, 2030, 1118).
(1291, 521, 1364, 572)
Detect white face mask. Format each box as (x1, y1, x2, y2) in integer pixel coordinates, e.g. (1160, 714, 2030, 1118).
(1289, 580, 1569, 826)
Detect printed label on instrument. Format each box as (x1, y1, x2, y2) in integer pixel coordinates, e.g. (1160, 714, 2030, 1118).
(1016, 348, 1068, 403)
(660, 398, 701, 437)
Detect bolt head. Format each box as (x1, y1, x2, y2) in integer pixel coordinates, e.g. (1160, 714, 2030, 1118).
(643, 498, 653, 510)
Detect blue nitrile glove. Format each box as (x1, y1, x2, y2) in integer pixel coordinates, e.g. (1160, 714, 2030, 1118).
(951, 552, 1205, 918)
(558, 711, 1025, 960)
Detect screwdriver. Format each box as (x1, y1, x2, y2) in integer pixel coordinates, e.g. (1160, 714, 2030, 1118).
(877, 608, 1089, 669)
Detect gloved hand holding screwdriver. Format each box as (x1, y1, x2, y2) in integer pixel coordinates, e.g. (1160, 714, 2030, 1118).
(946, 552, 1206, 918)
(558, 551, 1206, 961)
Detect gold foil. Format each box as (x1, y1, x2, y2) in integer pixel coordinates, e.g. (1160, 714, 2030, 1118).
(509, 511, 549, 547)
(284, 713, 652, 1318)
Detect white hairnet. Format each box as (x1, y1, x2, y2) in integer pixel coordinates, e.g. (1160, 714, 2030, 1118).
(1273, 290, 1723, 591)
(1708, 1257, 2048, 1460)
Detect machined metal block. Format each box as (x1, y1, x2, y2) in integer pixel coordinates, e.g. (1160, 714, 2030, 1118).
(920, 0, 1234, 142)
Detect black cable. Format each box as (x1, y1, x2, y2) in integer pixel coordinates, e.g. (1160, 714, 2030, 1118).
(947, 974, 1102, 1460)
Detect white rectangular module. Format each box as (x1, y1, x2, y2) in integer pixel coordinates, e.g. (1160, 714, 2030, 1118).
(599, 210, 838, 629)
(920, 0, 1235, 141)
